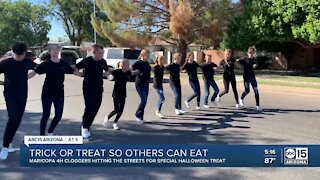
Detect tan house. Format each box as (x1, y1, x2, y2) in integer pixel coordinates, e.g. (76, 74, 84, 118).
(271, 47, 320, 70)
(145, 38, 202, 64)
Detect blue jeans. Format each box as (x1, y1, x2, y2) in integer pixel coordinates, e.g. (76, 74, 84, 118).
(187, 79, 201, 106)
(40, 94, 64, 135)
(135, 85, 149, 119)
(204, 80, 219, 105)
(155, 88, 165, 112)
(171, 86, 182, 109)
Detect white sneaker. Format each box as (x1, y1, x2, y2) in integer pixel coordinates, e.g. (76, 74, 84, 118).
(184, 100, 190, 109)
(8, 144, 15, 153)
(179, 109, 186, 114)
(211, 101, 217, 106)
(203, 105, 210, 109)
(239, 98, 244, 107)
(81, 127, 91, 139)
(113, 123, 120, 130)
(135, 117, 144, 124)
(236, 104, 240, 110)
(256, 106, 263, 111)
(175, 109, 182, 115)
(155, 111, 165, 119)
(216, 95, 220, 102)
(0, 148, 9, 160)
(47, 133, 54, 136)
(103, 116, 110, 128)
(196, 106, 201, 110)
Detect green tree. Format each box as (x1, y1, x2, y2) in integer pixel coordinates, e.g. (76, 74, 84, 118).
(51, 0, 111, 46)
(91, 0, 231, 62)
(223, 0, 320, 51)
(0, 0, 51, 54)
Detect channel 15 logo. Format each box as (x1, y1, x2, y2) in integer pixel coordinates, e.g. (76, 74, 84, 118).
(284, 147, 308, 165)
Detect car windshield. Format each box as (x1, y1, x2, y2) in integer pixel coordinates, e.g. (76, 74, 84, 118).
(62, 48, 82, 58)
(61, 51, 79, 59)
(39, 51, 49, 60)
(106, 49, 123, 59)
(124, 49, 141, 60)
(106, 49, 141, 60)
(26, 51, 35, 56)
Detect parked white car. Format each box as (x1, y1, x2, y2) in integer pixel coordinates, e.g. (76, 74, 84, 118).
(76, 47, 141, 80)
(34, 49, 80, 65)
(34, 45, 82, 65)
(77, 47, 141, 67)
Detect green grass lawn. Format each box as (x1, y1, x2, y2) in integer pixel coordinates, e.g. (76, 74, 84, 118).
(256, 79, 320, 89)
(152, 68, 320, 89)
(163, 73, 320, 89)
(264, 76, 320, 83)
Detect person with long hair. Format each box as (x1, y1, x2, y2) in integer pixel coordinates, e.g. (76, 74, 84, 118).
(132, 49, 151, 124)
(29, 45, 83, 136)
(182, 53, 201, 110)
(217, 49, 240, 109)
(153, 56, 165, 118)
(237, 46, 262, 111)
(166, 53, 186, 115)
(103, 59, 131, 130)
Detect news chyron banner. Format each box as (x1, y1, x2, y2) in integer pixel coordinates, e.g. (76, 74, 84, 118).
(20, 136, 320, 167)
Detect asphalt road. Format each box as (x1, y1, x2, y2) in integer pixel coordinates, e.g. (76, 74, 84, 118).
(0, 75, 319, 180)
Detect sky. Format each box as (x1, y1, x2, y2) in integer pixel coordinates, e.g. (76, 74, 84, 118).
(29, 0, 67, 41)
(28, 0, 240, 41)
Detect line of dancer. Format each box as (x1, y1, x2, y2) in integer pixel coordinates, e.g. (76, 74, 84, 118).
(0, 42, 262, 160)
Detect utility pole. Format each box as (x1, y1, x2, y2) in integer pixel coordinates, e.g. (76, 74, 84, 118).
(93, 0, 97, 44)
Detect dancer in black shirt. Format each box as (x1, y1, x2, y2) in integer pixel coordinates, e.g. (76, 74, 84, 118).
(0, 42, 37, 160)
(103, 59, 131, 130)
(132, 49, 151, 124)
(182, 53, 201, 110)
(199, 54, 220, 109)
(30, 45, 83, 135)
(75, 44, 113, 138)
(153, 56, 166, 118)
(166, 53, 186, 115)
(218, 49, 240, 109)
(237, 47, 262, 111)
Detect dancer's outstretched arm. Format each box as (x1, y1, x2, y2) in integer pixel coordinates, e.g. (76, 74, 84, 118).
(28, 71, 37, 79)
(73, 70, 83, 77)
(130, 67, 141, 75)
(103, 65, 114, 77)
(253, 62, 258, 69)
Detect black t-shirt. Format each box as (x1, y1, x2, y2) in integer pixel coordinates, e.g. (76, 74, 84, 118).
(35, 60, 74, 97)
(75, 57, 108, 89)
(166, 63, 181, 87)
(132, 60, 151, 87)
(153, 65, 164, 89)
(112, 69, 131, 98)
(239, 57, 257, 80)
(182, 61, 199, 80)
(200, 62, 217, 81)
(0, 58, 36, 97)
(220, 58, 236, 78)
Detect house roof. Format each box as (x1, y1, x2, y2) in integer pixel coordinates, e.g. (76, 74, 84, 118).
(148, 37, 202, 47)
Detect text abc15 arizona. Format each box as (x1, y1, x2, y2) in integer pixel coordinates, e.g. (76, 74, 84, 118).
(284, 147, 308, 165)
